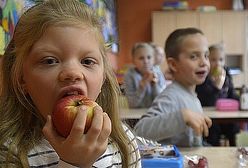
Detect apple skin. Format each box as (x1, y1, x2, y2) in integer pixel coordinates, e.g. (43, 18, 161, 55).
(52, 95, 98, 137)
(211, 67, 221, 77)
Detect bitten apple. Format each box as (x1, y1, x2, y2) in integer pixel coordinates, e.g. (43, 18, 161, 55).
(211, 67, 221, 77)
(52, 95, 98, 137)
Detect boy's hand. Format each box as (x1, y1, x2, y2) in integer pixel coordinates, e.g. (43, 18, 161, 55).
(181, 109, 212, 137)
(42, 106, 111, 168)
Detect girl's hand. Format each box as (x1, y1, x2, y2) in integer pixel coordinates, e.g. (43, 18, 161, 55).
(140, 71, 157, 88)
(181, 109, 212, 137)
(42, 106, 112, 168)
(151, 73, 158, 84)
(211, 67, 226, 89)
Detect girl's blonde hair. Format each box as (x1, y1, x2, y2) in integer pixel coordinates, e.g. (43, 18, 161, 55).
(131, 42, 154, 58)
(209, 43, 225, 53)
(0, 0, 138, 167)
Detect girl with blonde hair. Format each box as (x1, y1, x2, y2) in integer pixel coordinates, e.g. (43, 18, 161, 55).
(0, 0, 141, 167)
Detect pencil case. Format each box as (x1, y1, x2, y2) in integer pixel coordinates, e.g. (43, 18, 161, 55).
(140, 145, 183, 168)
(215, 98, 239, 111)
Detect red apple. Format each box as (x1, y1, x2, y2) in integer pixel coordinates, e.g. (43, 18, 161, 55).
(52, 95, 98, 137)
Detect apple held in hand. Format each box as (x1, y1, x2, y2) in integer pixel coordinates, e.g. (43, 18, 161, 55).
(211, 67, 221, 77)
(52, 95, 98, 137)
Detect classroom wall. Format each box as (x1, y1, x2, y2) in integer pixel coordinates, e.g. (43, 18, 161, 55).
(116, 0, 233, 68)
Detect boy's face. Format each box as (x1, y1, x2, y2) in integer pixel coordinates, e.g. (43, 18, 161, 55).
(169, 33, 210, 89)
(21, 26, 104, 119)
(133, 47, 154, 74)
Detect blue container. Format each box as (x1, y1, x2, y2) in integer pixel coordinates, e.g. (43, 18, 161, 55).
(141, 145, 183, 168)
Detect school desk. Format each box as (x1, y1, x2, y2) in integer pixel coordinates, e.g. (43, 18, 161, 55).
(180, 147, 241, 168)
(120, 107, 248, 122)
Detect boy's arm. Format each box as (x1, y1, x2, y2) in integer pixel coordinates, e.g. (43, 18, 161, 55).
(134, 92, 212, 141)
(181, 109, 212, 137)
(134, 95, 186, 141)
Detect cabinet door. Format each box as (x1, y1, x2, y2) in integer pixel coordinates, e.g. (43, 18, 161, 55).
(152, 12, 176, 47)
(176, 12, 199, 29)
(199, 12, 222, 46)
(232, 72, 245, 88)
(222, 11, 245, 54)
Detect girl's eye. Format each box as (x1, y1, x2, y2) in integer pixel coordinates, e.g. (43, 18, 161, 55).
(81, 58, 96, 66)
(41, 57, 58, 65)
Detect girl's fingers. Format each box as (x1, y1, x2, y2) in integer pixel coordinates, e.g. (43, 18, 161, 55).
(85, 106, 103, 141)
(97, 112, 112, 144)
(68, 105, 88, 140)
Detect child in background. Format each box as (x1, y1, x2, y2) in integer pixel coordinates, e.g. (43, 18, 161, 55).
(149, 42, 173, 83)
(123, 42, 166, 108)
(196, 44, 240, 146)
(0, 0, 141, 167)
(134, 28, 212, 147)
(149, 42, 166, 72)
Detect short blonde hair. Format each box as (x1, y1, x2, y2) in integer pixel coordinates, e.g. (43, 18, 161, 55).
(209, 43, 225, 53)
(131, 42, 154, 58)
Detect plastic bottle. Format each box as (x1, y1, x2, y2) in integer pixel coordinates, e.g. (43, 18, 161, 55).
(233, 0, 244, 10)
(193, 135, 202, 147)
(240, 85, 248, 110)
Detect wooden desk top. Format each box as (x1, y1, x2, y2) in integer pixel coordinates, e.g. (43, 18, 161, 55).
(120, 107, 248, 120)
(180, 147, 239, 168)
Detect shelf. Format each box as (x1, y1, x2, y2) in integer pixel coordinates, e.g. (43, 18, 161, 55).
(225, 54, 243, 71)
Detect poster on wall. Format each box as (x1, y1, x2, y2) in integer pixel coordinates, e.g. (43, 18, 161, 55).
(0, 0, 118, 55)
(0, 0, 24, 55)
(82, 0, 118, 53)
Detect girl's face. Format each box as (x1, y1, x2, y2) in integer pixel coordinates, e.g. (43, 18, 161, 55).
(133, 47, 154, 74)
(209, 49, 225, 74)
(154, 46, 165, 66)
(22, 26, 104, 119)
(170, 33, 210, 90)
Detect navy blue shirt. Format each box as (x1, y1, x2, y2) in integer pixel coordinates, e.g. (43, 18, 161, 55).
(196, 67, 239, 106)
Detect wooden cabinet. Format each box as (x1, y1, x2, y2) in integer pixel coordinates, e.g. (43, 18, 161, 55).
(152, 12, 176, 48)
(152, 11, 248, 87)
(222, 11, 246, 54)
(176, 12, 199, 29)
(199, 12, 222, 46)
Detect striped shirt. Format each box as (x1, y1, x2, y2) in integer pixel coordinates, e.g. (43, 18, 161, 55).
(27, 125, 141, 168)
